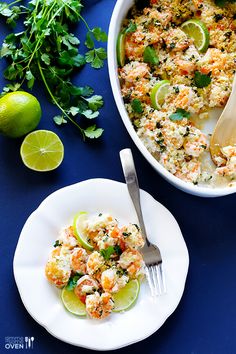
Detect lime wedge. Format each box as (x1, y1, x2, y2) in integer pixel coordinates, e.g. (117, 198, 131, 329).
(150, 80, 170, 110)
(117, 32, 126, 67)
(112, 279, 140, 312)
(73, 212, 94, 251)
(181, 19, 209, 53)
(61, 288, 86, 316)
(20, 130, 64, 172)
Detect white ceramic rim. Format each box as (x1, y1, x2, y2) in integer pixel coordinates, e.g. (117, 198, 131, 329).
(13, 178, 189, 350)
(107, 0, 236, 197)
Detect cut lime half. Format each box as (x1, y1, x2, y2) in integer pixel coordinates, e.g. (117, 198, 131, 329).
(61, 288, 86, 316)
(73, 212, 93, 251)
(150, 80, 170, 110)
(113, 279, 140, 312)
(181, 19, 209, 53)
(117, 32, 126, 67)
(20, 130, 64, 172)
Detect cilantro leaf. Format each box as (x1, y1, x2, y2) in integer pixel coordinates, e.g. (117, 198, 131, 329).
(69, 85, 94, 97)
(85, 31, 94, 49)
(125, 21, 137, 34)
(85, 48, 107, 69)
(100, 246, 115, 260)
(193, 71, 211, 88)
(59, 51, 86, 68)
(41, 53, 50, 65)
(131, 98, 143, 114)
(100, 245, 122, 260)
(84, 125, 104, 139)
(143, 46, 159, 65)
(86, 95, 104, 111)
(92, 27, 108, 42)
(82, 109, 99, 119)
(169, 108, 190, 121)
(53, 115, 67, 125)
(66, 275, 81, 291)
(68, 107, 80, 116)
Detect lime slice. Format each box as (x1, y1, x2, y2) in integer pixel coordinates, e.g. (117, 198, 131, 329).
(113, 279, 140, 312)
(20, 130, 64, 172)
(61, 287, 86, 316)
(117, 32, 126, 67)
(73, 212, 94, 251)
(150, 80, 170, 110)
(181, 19, 209, 53)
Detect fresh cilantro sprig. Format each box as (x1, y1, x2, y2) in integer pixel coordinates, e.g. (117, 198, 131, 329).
(169, 108, 190, 121)
(124, 21, 137, 34)
(0, 0, 107, 139)
(66, 275, 82, 291)
(131, 98, 143, 114)
(100, 245, 122, 260)
(193, 71, 211, 88)
(143, 46, 159, 66)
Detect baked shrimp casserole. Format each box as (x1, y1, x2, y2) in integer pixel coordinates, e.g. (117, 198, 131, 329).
(117, 0, 236, 187)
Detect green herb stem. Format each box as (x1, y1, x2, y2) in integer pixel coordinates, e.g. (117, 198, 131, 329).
(37, 59, 85, 138)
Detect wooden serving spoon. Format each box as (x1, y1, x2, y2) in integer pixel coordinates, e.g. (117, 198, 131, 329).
(210, 75, 236, 164)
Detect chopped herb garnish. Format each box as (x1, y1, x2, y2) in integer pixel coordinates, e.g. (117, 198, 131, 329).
(114, 245, 122, 256)
(125, 21, 137, 34)
(54, 240, 62, 247)
(98, 213, 103, 217)
(131, 99, 143, 114)
(66, 275, 81, 291)
(173, 86, 180, 94)
(122, 232, 132, 237)
(169, 108, 190, 121)
(143, 46, 159, 65)
(193, 71, 211, 88)
(133, 224, 140, 231)
(214, 13, 224, 21)
(100, 245, 122, 260)
(100, 246, 116, 260)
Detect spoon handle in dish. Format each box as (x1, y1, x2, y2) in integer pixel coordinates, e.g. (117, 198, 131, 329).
(119, 148, 150, 246)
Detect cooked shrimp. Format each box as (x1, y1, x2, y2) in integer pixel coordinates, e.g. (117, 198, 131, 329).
(162, 28, 191, 52)
(215, 146, 236, 178)
(45, 247, 71, 288)
(74, 275, 98, 304)
(119, 61, 150, 84)
(87, 251, 105, 276)
(175, 160, 201, 183)
(118, 249, 144, 278)
(101, 268, 129, 293)
(58, 226, 78, 249)
(86, 292, 114, 319)
(175, 59, 196, 75)
(70, 247, 88, 274)
(184, 129, 208, 157)
(120, 224, 144, 250)
(125, 33, 146, 61)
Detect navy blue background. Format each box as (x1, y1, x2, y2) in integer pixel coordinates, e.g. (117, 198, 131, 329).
(0, 1, 236, 353)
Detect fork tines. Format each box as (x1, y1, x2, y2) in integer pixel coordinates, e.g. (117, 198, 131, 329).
(144, 263, 166, 296)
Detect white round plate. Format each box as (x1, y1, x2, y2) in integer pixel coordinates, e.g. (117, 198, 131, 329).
(13, 178, 189, 351)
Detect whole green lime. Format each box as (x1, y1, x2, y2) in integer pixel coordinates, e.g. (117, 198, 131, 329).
(0, 91, 42, 138)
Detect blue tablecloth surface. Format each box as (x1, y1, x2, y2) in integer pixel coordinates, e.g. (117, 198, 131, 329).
(0, 1, 236, 353)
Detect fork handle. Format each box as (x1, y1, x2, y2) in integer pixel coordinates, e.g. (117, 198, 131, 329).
(120, 149, 150, 247)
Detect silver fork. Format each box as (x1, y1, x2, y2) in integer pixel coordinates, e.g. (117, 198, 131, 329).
(120, 148, 166, 296)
